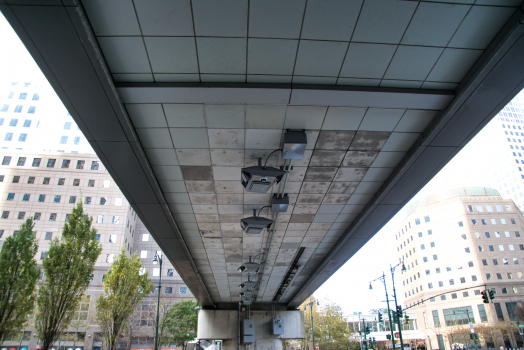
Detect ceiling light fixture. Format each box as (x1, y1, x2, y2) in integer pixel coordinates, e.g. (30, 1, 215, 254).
(238, 256, 260, 275)
(240, 208, 274, 234)
(241, 154, 286, 194)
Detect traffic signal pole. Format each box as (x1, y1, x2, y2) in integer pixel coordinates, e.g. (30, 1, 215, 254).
(391, 264, 405, 350)
(381, 271, 396, 348)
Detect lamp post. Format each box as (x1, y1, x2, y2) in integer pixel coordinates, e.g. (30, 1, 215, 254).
(153, 252, 163, 350)
(304, 298, 319, 350)
(369, 272, 396, 348)
(391, 262, 406, 350)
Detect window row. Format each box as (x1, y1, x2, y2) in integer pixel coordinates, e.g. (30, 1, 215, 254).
(6, 91, 39, 100)
(4, 133, 27, 142)
(477, 243, 522, 252)
(466, 218, 516, 226)
(59, 135, 81, 145)
(0, 210, 125, 222)
(1, 175, 111, 188)
(473, 231, 521, 238)
(0, 118, 33, 127)
(467, 204, 511, 213)
(1, 156, 101, 170)
(396, 216, 431, 239)
(486, 271, 524, 280)
(424, 264, 474, 276)
(4, 193, 118, 206)
(0, 105, 36, 114)
(428, 275, 478, 289)
(482, 257, 523, 265)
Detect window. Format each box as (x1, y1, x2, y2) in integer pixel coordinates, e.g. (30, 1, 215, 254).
(1, 156, 10, 165)
(509, 244, 515, 251)
(100, 197, 107, 205)
(503, 258, 509, 265)
(511, 218, 516, 224)
(167, 269, 174, 277)
(499, 245, 504, 251)
(421, 244, 425, 250)
(0, 105, 7, 112)
(58, 178, 65, 185)
(22, 119, 31, 127)
(6, 193, 14, 201)
(502, 287, 508, 294)
(112, 216, 120, 224)
(73, 179, 80, 186)
(482, 259, 487, 265)
(11, 175, 20, 183)
(97, 215, 104, 224)
(508, 273, 513, 279)
(38, 194, 45, 202)
(4, 133, 13, 141)
(478, 305, 487, 322)
(95, 234, 100, 241)
(495, 303, 504, 321)
(103, 180, 110, 188)
(451, 293, 457, 299)
(471, 219, 477, 225)
(88, 179, 95, 187)
(443, 307, 474, 326)
(496, 204, 503, 212)
(18, 212, 25, 220)
(514, 258, 519, 264)
(449, 279, 454, 285)
(497, 273, 502, 280)
(520, 244, 524, 250)
(115, 198, 122, 206)
(505, 204, 511, 211)
(424, 215, 430, 223)
(504, 231, 510, 237)
(423, 257, 428, 262)
(45, 232, 52, 240)
(468, 261, 474, 267)
(140, 251, 147, 259)
(489, 245, 494, 251)
(16, 157, 26, 166)
(91, 161, 99, 170)
(486, 205, 493, 212)
(63, 122, 71, 130)
(59, 136, 68, 144)
(493, 258, 498, 265)
(40, 252, 47, 260)
(14, 106, 22, 113)
(179, 287, 188, 295)
(32, 93, 39, 100)
(47, 159, 56, 168)
(18, 134, 27, 142)
(85, 197, 91, 204)
(76, 160, 85, 169)
(34, 212, 41, 220)
(165, 287, 173, 294)
(142, 233, 150, 242)
(69, 196, 76, 204)
(460, 277, 466, 283)
(73, 136, 80, 145)
(477, 205, 483, 212)
(433, 254, 438, 260)
(467, 205, 473, 212)
(54, 195, 61, 203)
(153, 268, 159, 277)
(464, 247, 470, 253)
(479, 245, 483, 252)
(27, 106, 35, 114)
(516, 231, 521, 237)
(27, 176, 34, 184)
(430, 242, 435, 247)
(472, 275, 477, 281)
(9, 119, 17, 126)
(501, 218, 507, 224)
(109, 234, 116, 243)
(32, 158, 41, 167)
(458, 221, 463, 227)
(61, 159, 70, 168)
(22, 194, 30, 201)
(1, 211, 8, 219)
(49, 213, 56, 221)
(418, 232, 422, 237)
(486, 273, 492, 280)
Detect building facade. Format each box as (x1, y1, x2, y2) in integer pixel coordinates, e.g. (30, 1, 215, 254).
(395, 188, 524, 350)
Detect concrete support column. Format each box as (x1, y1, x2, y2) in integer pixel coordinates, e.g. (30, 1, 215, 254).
(197, 309, 304, 350)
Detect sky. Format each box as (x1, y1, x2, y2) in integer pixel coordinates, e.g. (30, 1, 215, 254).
(0, 12, 514, 316)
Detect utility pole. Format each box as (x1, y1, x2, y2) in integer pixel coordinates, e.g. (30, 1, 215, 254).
(391, 263, 405, 350)
(369, 272, 396, 348)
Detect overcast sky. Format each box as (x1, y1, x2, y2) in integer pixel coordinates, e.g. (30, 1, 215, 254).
(0, 12, 514, 316)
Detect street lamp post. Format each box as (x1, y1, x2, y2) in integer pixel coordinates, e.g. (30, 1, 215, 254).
(153, 252, 163, 350)
(391, 263, 406, 350)
(304, 299, 319, 350)
(369, 272, 396, 348)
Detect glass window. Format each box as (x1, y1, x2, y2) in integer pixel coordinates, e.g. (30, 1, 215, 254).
(167, 269, 174, 277)
(486, 205, 493, 212)
(165, 287, 173, 294)
(499, 245, 504, 251)
(482, 259, 487, 265)
(57, 178, 65, 185)
(472, 275, 477, 281)
(73, 136, 80, 145)
(53, 195, 61, 203)
(140, 251, 147, 259)
(467, 205, 473, 212)
(501, 218, 507, 224)
(49, 213, 57, 221)
(471, 219, 477, 225)
(73, 179, 80, 186)
(478, 246, 483, 252)
(495, 303, 504, 321)
(142, 234, 150, 242)
(477, 205, 483, 212)
(17, 157, 26, 166)
(63, 122, 71, 130)
(0, 105, 7, 112)
(496, 204, 503, 212)
(32, 93, 39, 100)
(14, 106, 22, 113)
(22, 194, 30, 201)
(509, 244, 515, 251)
(85, 197, 92, 204)
(9, 119, 17, 126)
(1, 211, 9, 219)
(69, 196, 76, 204)
(61, 159, 70, 168)
(433, 255, 438, 260)
(97, 215, 104, 224)
(76, 160, 85, 169)
(100, 197, 107, 205)
(19, 92, 27, 100)
(486, 273, 492, 280)
(495, 231, 501, 237)
(458, 221, 463, 227)
(481, 219, 487, 225)
(112, 216, 120, 224)
(38, 194, 45, 202)
(12, 176, 19, 183)
(430, 242, 435, 247)
(23, 119, 31, 127)
(27, 176, 35, 184)
(2, 156, 10, 165)
(449, 279, 454, 285)
(6, 193, 14, 201)
(42, 177, 50, 185)
(460, 277, 466, 283)
(4, 133, 13, 141)
(415, 218, 420, 225)
(32, 158, 41, 167)
(34, 213, 41, 220)
(88, 179, 95, 187)
(103, 180, 110, 188)
(27, 106, 35, 114)
(179, 287, 188, 295)
(59, 136, 68, 144)
(17, 212, 25, 220)
(91, 161, 99, 170)
(109, 234, 116, 243)
(115, 198, 122, 206)
(45, 232, 52, 240)
(47, 159, 56, 168)
(18, 134, 27, 142)
(465, 247, 470, 253)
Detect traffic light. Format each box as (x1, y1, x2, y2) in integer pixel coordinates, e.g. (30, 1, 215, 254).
(386, 334, 392, 340)
(404, 315, 410, 324)
(394, 332, 400, 338)
(366, 326, 371, 334)
(469, 334, 473, 340)
(481, 290, 489, 304)
(396, 306, 403, 320)
(489, 289, 495, 300)
(378, 313, 383, 323)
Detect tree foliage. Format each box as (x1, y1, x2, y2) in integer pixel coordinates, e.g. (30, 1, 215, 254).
(36, 202, 102, 350)
(96, 250, 153, 350)
(0, 218, 40, 344)
(163, 299, 200, 350)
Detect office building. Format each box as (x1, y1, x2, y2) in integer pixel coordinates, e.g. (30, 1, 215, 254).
(395, 188, 524, 350)
(0, 82, 193, 350)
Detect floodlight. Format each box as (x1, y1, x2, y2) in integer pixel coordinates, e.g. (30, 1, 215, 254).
(241, 158, 286, 194)
(239, 281, 259, 290)
(241, 210, 274, 234)
(239, 290, 256, 297)
(238, 261, 260, 274)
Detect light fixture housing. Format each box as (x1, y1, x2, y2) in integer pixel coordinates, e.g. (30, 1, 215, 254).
(240, 299, 253, 305)
(239, 290, 256, 297)
(241, 158, 286, 194)
(238, 262, 260, 274)
(282, 131, 307, 159)
(239, 281, 259, 290)
(240, 212, 274, 234)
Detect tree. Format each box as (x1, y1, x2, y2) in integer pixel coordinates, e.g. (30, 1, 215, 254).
(0, 217, 40, 344)
(36, 202, 102, 350)
(146, 295, 178, 349)
(96, 250, 154, 350)
(164, 299, 200, 350)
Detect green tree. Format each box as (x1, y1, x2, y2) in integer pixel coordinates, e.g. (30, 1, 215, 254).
(36, 202, 102, 350)
(0, 218, 40, 344)
(96, 250, 153, 350)
(164, 299, 200, 350)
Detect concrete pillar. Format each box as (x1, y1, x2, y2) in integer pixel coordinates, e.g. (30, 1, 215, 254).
(197, 309, 305, 350)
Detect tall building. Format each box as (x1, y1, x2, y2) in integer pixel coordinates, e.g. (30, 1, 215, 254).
(486, 91, 524, 208)
(0, 82, 194, 350)
(395, 188, 524, 350)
